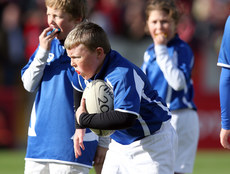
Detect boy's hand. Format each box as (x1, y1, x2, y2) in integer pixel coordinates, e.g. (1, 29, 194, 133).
(75, 98, 87, 124)
(73, 128, 86, 158)
(39, 27, 59, 50)
(74, 98, 87, 158)
(220, 128, 230, 149)
(153, 33, 168, 45)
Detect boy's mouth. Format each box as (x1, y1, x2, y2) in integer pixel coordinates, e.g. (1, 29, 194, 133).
(51, 28, 61, 34)
(154, 33, 167, 38)
(75, 70, 80, 74)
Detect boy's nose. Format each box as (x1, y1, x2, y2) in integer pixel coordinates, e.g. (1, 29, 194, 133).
(156, 21, 162, 29)
(48, 16, 56, 26)
(70, 61, 74, 67)
(50, 20, 56, 26)
(70, 60, 76, 68)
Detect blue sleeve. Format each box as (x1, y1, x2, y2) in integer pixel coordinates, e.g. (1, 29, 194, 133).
(71, 72, 86, 92)
(218, 16, 230, 67)
(219, 67, 230, 129)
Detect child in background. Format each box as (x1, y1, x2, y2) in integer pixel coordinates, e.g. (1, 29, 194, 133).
(65, 21, 177, 174)
(21, 0, 109, 173)
(141, 0, 199, 173)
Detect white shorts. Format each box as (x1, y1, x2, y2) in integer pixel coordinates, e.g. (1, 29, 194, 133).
(101, 121, 178, 174)
(170, 109, 199, 173)
(24, 160, 90, 174)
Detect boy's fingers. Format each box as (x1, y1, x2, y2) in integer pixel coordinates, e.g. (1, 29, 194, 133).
(73, 129, 86, 158)
(81, 98, 85, 107)
(74, 137, 82, 158)
(40, 27, 52, 37)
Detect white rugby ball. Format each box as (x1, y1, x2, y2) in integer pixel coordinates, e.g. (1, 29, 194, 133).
(83, 79, 115, 136)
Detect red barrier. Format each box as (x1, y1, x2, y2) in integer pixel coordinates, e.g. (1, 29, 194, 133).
(0, 87, 18, 148)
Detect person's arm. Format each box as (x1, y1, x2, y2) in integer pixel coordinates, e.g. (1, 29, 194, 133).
(74, 89, 85, 129)
(21, 47, 49, 92)
(22, 27, 58, 92)
(79, 111, 137, 130)
(155, 45, 186, 91)
(73, 101, 136, 157)
(73, 89, 112, 162)
(74, 88, 112, 143)
(219, 67, 230, 129)
(220, 129, 230, 149)
(74, 89, 137, 129)
(219, 67, 230, 149)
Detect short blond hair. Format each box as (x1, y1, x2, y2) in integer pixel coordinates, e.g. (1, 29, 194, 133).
(45, 0, 87, 21)
(65, 22, 111, 54)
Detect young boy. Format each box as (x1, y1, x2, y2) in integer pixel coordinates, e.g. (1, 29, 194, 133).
(21, 0, 109, 173)
(64, 21, 177, 174)
(217, 15, 230, 150)
(141, 0, 199, 173)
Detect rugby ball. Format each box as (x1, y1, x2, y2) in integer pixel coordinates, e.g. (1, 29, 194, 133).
(82, 79, 115, 136)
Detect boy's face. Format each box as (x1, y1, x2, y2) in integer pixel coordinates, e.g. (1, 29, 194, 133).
(147, 9, 176, 43)
(67, 44, 103, 80)
(47, 6, 81, 40)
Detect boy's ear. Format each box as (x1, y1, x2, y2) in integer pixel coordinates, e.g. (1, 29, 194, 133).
(96, 47, 105, 58)
(75, 17, 83, 24)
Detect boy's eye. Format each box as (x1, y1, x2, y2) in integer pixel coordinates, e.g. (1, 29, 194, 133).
(161, 20, 168, 24)
(72, 56, 81, 60)
(55, 14, 65, 19)
(47, 14, 63, 19)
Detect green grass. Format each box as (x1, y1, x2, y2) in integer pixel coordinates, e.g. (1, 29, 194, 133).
(0, 149, 96, 174)
(0, 149, 229, 174)
(193, 150, 230, 174)
(0, 149, 26, 174)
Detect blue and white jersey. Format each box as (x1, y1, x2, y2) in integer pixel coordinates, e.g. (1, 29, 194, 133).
(72, 50, 171, 145)
(217, 16, 230, 129)
(21, 38, 98, 167)
(141, 35, 196, 111)
(218, 16, 230, 68)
